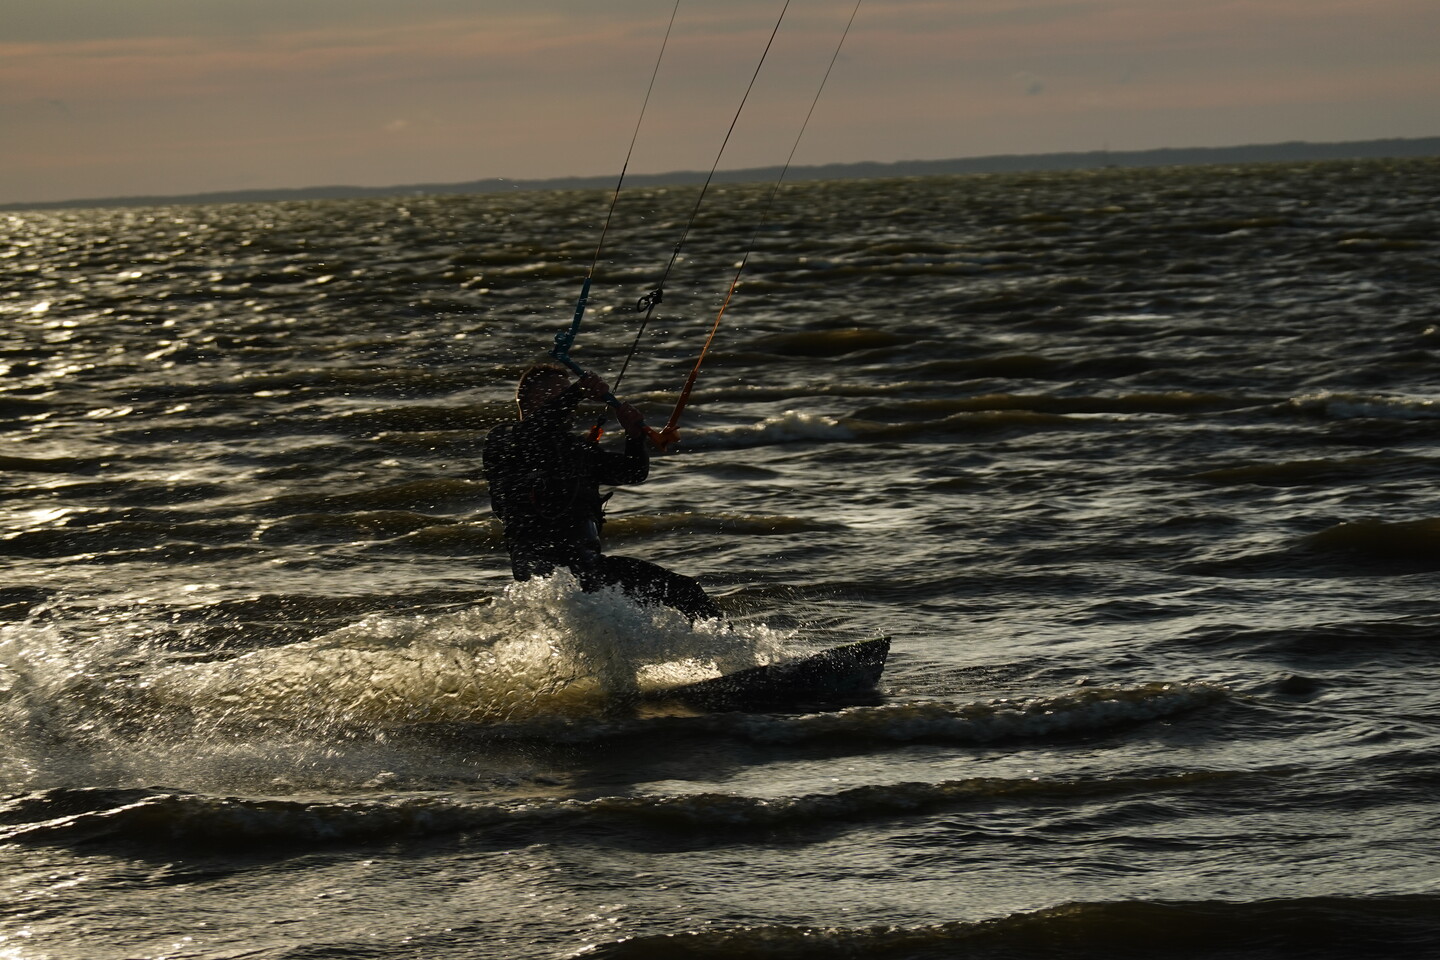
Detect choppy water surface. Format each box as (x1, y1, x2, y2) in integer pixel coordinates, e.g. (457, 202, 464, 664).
(3, 158, 1439, 958)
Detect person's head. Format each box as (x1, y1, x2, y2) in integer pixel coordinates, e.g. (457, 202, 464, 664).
(516, 362, 572, 419)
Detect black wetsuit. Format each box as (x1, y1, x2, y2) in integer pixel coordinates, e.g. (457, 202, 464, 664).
(482, 384, 720, 622)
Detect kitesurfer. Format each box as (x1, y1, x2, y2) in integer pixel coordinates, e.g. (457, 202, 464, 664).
(482, 362, 721, 623)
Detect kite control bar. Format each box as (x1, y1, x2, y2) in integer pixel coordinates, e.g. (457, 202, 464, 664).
(551, 301, 673, 449)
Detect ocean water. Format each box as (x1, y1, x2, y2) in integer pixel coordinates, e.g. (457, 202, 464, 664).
(2, 158, 1439, 959)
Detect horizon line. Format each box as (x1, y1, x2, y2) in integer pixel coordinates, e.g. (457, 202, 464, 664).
(6, 135, 1439, 213)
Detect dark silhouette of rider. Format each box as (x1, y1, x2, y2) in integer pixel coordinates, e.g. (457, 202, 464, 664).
(482, 362, 720, 622)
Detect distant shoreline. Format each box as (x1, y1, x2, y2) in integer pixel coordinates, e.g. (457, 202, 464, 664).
(7, 135, 1438, 212)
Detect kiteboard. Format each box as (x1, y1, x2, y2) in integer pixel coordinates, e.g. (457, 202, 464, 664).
(640, 636, 889, 712)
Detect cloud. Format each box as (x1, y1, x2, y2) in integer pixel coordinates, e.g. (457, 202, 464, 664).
(3, 0, 1439, 204)
(1015, 72, 1046, 96)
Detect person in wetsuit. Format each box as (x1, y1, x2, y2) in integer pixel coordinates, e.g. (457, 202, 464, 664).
(482, 362, 721, 622)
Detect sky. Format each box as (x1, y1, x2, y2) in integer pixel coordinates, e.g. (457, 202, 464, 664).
(3, 0, 1438, 205)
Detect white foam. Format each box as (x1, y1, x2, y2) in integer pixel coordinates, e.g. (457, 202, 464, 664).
(135, 572, 780, 730)
(723, 682, 1229, 745)
(1291, 392, 1440, 421)
(0, 578, 791, 793)
(688, 410, 857, 450)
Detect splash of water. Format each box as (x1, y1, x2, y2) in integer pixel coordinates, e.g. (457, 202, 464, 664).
(147, 572, 779, 729)
(0, 573, 789, 793)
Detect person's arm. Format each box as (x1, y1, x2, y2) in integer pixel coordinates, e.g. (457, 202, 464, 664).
(594, 402, 650, 485)
(530, 371, 611, 430)
(481, 422, 518, 519)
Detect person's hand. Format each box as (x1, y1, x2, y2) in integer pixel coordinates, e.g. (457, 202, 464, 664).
(576, 371, 610, 402)
(615, 402, 646, 436)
